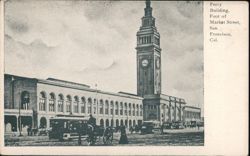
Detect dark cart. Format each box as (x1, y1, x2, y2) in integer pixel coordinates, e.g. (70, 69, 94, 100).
(49, 116, 113, 145)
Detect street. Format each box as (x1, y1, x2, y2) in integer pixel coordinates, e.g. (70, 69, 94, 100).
(5, 128, 204, 146)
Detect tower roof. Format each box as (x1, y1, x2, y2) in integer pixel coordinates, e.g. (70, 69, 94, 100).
(146, 0, 151, 8)
(144, 0, 153, 17)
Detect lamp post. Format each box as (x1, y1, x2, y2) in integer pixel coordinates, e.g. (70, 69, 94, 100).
(112, 113, 114, 128)
(126, 115, 129, 130)
(19, 93, 23, 136)
(94, 84, 98, 115)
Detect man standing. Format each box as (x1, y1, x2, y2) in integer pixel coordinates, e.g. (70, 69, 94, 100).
(87, 114, 97, 145)
(77, 121, 83, 145)
(88, 114, 96, 128)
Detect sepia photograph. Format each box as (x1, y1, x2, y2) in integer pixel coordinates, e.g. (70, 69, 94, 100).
(3, 0, 204, 146)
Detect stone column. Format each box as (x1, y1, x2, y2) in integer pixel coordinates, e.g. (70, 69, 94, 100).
(55, 99, 58, 114)
(63, 101, 66, 114)
(179, 103, 182, 121)
(166, 105, 168, 122)
(169, 102, 171, 122)
(37, 116, 40, 129)
(108, 103, 110, 116)
(163, 104, 165, 122)
(118, 103, 120, 117)
(174, 101, 176, 121)
(91, 99, 93, 115)
(78, 102, 81, 114)
(15, 116, 19, 132)
(70, 101, 73, 114)
(85, 103, 87, 116)
(46, 117, 50, 128)
(46, 97, 49, 113)
(156, 105, 159, 121)
(103, 102, 106, 116)
(96, 100, 99, 115)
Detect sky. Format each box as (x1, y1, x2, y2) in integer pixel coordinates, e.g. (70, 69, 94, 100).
(4, 0, 203, 115)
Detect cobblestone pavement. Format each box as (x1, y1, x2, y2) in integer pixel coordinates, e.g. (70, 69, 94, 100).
(5, 128, 204, 146)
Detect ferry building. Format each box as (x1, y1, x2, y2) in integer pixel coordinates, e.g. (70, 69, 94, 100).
(4, 0, 201, 133)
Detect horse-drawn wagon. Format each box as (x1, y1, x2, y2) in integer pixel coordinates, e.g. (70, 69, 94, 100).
(49, 115, 113, 145)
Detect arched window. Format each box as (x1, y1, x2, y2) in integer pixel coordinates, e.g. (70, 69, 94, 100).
(39, 92, 46, 111)
(87, 98, 92, 114)
(99, 100, 104, 114)
(105, 100, 109, 115)
(74, 96, 79, 113)
(100, 119, 104, 126)
(66, 95, 71, 113)
(171, 106, 175, 119)
(133, 120, 136, 126)
(49, 93, 55, 112)
(111, 119, 114, 127)
(116, 119, 119, 127)
(120, 102, 123, 115)
(21, 91, 30, 110)
(110, 101, 114, 115)
(120, 119, 124, 126)
(129, 120, 132, 127)
(58, 94, 64, 112)
(115, 101, 118, 115)
(93, 98, 97, 114)
(128, 103, 131, 116)
(106, 119, 109, 127)
(40, 117, 47, 128)
(80, 97, 86, 113)
(124, 103, 127, 116)
(136, 104, 139, 116)
(132, 104, 135, 116)
(177, 107, 180, 121)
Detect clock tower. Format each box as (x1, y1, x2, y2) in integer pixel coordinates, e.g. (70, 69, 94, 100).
(136, 0, 161, 97)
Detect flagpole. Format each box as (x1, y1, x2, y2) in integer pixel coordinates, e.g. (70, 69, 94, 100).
(95, 84, 98, 115)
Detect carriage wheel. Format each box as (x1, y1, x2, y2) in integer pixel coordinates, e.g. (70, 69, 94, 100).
(103, 134, 113, 145)
(87, 135, 96, 146)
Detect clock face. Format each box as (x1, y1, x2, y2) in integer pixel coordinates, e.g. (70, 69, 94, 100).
(142, 59, 149, 67)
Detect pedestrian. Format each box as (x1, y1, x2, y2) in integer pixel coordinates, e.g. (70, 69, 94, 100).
(160, 124, 164, 135)
(77, 121, 82, 145)
(27, 125, 31, 136)
(119, 126, 128, 144)
(129, 126, 133, 134)
(88, 114, 96, 143)
(88, 114, 96, 130)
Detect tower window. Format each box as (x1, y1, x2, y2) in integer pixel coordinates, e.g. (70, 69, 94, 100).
(139, 36, 152, 44)
(143, 19, 150, 27)
(154, 37, 160, 45)
(145, 36, 151, 43)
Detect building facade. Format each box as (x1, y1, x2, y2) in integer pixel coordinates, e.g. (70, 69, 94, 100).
(183, 106, 201, 123)
(4, 0, 201, 133)
(136, 0, 189, 125)
(4, 74, 143, 133)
